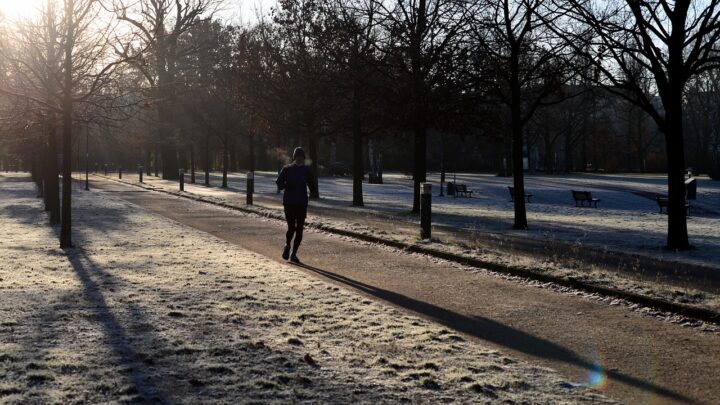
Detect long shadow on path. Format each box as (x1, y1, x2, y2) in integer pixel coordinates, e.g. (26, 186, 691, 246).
(294, 263, 695, 404)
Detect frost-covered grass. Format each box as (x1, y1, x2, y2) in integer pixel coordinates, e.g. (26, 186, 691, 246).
(93, 171, 720, 312)
(121, 170, 720, 268)
(0, 174, 611, 404)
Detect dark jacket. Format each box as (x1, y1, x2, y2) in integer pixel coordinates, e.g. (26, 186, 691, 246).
(276, 164, 316, 206)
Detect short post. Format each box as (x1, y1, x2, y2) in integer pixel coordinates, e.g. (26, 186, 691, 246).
(104, 164, 108, 176)
(179, 169, 185, 191)
(119, 167, 122, 179)
(420, 182, 432, 240)
(139, 166, 143, 183)
(246, 171, 254, 205)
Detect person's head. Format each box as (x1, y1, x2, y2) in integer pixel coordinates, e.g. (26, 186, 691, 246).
(292, 147, 306, 165)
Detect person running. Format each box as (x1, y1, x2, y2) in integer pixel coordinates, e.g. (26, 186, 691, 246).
(276, 147, 317, 264)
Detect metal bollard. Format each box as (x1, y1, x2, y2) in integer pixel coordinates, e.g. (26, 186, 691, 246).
(139, 166, 143, 183)
(119, 167, 122, 179)
(246, 171, 254, 205)
(420, 182, 432, 240)
(179, 169, 185, 191)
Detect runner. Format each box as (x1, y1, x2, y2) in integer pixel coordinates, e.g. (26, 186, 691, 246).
(276, 147, 317, 263)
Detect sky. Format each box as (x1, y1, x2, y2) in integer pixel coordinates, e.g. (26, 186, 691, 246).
(0, 0, 277, 25)
(223, 0, 276, 25)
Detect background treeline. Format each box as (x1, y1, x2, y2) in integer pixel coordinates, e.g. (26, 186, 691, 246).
(1, 0, 719, 249)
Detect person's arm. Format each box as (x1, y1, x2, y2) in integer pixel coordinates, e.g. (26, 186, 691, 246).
(307, 167, 318, 197)
(276, 167, 288, 191)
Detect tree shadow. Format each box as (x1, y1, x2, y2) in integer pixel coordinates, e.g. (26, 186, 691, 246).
(63, 248, 169, 402)
(294, 262, 696, 404)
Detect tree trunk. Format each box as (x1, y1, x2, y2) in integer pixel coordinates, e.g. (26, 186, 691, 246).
(663, 99, 690, 250)
(368, 139, 375, 174)
(308, 133, 320, 199)
(59, 0, 74, 248)
(503, 132, 513, 177)
(33, 141, 44, 198)
(543, 133, 555, 172)
(204, 132, 210, 186)
(44, 128, 60, 224)
(636, 111, 646, 173)
(511, 121, 528, 229)
(564, 134, 574, 172)
(248, 127, 256, 172)
(145, 147, 152, 176)
(157, 60, 178, 180)
(510, 57, 528, 229)
(412, 124, 426, 213)
(352, 84, 364, 207)
(154, 143, 159, 177)
(190, 147, 196, 183)
(229, 137, 237, 172)
(222, 135, 228, 188)
(161, 142, 178, 180)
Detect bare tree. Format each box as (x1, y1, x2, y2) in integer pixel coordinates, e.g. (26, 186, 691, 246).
(685, 69, 720, 176)
(1, 0, 132, 247)
(113, 0, 219, 180)
(554, 0, 720, 250)
(253, 0, 338, 199)
(374, 0, 469, 212)
(611, 63, 661, 173)
(469, 0, 578, 229)
(0, 0, 65, 224)
(58, 0, 131, 247)
(315, 0, 382, 207)
(176, 20, 239, 188)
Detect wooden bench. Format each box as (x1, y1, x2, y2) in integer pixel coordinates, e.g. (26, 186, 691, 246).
(454, 184, 473, 198)
(571, 190, 601, 207)
(508, 186, 532, 203)
(656, 195, 690, 215)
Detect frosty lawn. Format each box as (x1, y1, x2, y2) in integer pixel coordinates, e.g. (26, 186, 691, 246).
(0, 175, 611, 404)
(128, 170, 720, 268)
(97, 171, 720, 313)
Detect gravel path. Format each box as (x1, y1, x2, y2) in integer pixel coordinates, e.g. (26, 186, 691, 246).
(84, 175, 720, 405)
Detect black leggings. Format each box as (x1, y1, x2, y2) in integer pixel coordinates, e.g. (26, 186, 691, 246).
(284, 204, 307, 254)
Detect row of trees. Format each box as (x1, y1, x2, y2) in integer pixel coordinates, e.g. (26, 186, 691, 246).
(1, 0, 719, 251)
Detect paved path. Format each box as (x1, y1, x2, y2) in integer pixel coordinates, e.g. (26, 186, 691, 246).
(89, 176, 720, 404)
(94, 172, 720, 292)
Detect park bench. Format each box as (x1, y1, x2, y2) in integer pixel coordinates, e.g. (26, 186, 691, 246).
(655, 195, 690, 215)
(571, 190, 601, 208)
(508, 186, 532, 203)
(454, 184, 473, 198)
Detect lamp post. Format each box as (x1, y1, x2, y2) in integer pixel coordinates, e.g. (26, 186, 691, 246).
(246, 171, 254, 205)
(420, 183, 432, 240)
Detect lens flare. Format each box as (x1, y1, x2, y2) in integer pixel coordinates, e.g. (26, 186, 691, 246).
(585, 362, 608, 389)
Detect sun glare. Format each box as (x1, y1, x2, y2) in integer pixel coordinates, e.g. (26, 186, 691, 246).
(0, 0, 44, 19)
